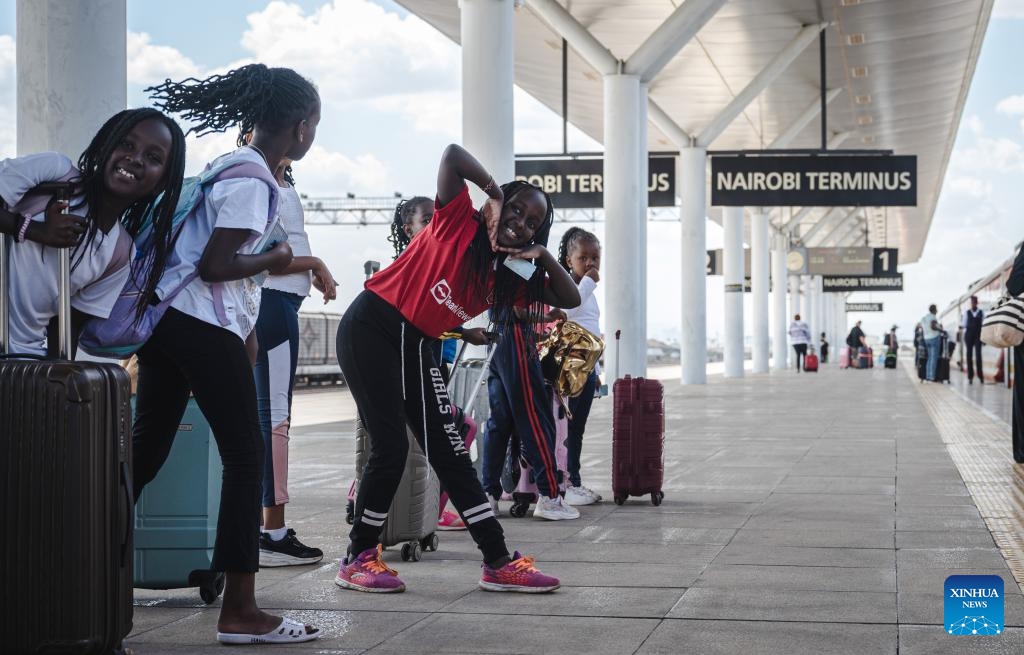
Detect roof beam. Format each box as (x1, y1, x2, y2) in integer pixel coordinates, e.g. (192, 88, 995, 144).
(525, 0, 616, 75)
(697, 23, 828, 147)
(814, 210, 859, 247)
(525, 0, 692, 143)
(798, 207, 839, 243)
(624, 0, 726, 83)
(805, 207, 856, 245)
(829, 219, 864, 247)
(828, 131, 853, 149)
(769, 88, 843, 149)
(781, 206, 816, 232)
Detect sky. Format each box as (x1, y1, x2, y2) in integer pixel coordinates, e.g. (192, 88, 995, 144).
(0, 0, 1022, 346)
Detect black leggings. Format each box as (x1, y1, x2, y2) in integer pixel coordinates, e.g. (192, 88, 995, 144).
(336, 290, 508, 563)
(132, 308, 264, 573)
(793, 343, 808, 371)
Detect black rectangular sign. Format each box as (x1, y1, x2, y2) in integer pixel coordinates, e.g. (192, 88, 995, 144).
(846, 303, 884, 312)
(710, 154, 917, 206)
(823, 274, 904, 292)
(515, 156, 675, 209)
(805, 247, 899, 276)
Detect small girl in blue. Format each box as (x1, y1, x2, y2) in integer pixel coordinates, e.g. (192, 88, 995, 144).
(558, 227, 604, 506)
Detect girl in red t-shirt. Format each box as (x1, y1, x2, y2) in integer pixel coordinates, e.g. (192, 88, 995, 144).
(334, 144, 580, 593)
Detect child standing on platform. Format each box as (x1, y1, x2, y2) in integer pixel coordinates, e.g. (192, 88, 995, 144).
(334, 143, 579, 594)
(557, 227, 604, 506)
(135, 64, 322, 644)
(254, 154, 337, 567)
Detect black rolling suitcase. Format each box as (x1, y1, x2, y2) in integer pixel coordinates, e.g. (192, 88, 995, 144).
(1, 219, 134, 654)
(936, 334, 951, 384)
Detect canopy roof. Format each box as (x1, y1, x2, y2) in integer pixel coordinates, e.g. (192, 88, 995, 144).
(396, 0, 994, 263)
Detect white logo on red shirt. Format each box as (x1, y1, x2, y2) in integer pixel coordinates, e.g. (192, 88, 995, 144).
(431, 279, 451, 304)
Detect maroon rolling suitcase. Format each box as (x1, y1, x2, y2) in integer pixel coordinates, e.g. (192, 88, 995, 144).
(1, 202, 134, 654)
(610, 332, 665, 506)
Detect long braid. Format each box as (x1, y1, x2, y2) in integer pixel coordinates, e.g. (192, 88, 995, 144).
(72, 108, 186, 321)
(147, 63, 319, 138)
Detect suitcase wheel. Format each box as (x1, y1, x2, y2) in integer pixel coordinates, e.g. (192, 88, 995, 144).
(197, 572, 225, 605)
(613, 495, 626, 506)
(421, 533, 439, 552)
(651, 491, 664, 507)
(509, 502, 530, 518)
(401, 540, 422, 562)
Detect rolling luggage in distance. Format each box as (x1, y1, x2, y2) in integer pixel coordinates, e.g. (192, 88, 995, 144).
(839, 346, 851, 369)
(884, 352, 897, 369)
(1, 186, 134, 655)
(610, 331, 665, 506)
(804, 348, 819, 372)
(935, 334, 951, 383)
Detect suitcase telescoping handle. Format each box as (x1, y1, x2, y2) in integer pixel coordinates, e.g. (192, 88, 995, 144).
(0, 183, 74, 358)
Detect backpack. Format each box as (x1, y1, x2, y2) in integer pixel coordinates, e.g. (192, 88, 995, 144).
(78, 159, 279, 359)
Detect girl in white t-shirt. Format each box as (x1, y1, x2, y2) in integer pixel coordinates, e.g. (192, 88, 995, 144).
(556, 227, 604, 506)
(252, 154, 337, 567)
(0, 108, 187, 355)
(135, 64, 322, 645)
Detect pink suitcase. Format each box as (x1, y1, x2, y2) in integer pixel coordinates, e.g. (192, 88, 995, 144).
(839, 346, 851, 369)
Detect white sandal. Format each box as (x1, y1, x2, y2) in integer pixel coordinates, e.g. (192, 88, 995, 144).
(216, 617, 320, 645)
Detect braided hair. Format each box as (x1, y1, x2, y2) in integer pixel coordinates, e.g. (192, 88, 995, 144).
(147, 63, 320, 140)
(73, 108, 186, 320)
(464, 180, 554, 333)
(388, 196, 433, 260)
(557, 226, 600, 275)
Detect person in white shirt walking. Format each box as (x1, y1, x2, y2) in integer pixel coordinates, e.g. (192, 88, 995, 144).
(921, 304, 942, 381)
(788, 314, 812, 372)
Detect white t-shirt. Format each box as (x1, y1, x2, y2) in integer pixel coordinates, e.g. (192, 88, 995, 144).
(788, 320, 811, 345)
(920, 313, 939, 339)
(565, 274, 602, 375)
(167, 147, 275, 341)
(263, 184, 312, 297)
(0, 152, 131, 355)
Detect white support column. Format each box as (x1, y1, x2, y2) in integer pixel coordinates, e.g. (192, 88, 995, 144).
(805, 275, 817, 354)
(790, 275, 803, 362)
(604, 73, 644, 378)
(751, 210, 770, 373)
(771, 233, 788, 371)
(680, 147, 707, 384)
(460, 0, 515, 357)
(723, 206, 745, 378)
(17, 0, 127, 156)
(637, 84, 649, 376)
(461, 0, 515, 189)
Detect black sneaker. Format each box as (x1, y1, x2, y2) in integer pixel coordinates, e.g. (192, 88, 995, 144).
(259, 529, 324, 567)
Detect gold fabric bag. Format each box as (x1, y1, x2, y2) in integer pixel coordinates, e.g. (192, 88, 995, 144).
(537, 320, 605, 398)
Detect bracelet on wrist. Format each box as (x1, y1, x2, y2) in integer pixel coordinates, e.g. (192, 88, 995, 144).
(16, 213, 32, 243)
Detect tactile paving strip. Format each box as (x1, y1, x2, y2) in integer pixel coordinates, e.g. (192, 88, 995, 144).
(910, 362, 1024, 592)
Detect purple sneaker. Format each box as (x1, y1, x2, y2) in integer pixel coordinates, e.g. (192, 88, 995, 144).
(479, 551, 560, 593)
(334, 545, 405, 593)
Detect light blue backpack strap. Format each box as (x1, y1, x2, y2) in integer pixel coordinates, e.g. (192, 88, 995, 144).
(203, 161, 281, 328)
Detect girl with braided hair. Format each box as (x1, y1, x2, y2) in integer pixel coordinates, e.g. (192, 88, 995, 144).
(556, 227, 604, 506)
(334, 143, 579, 593)
(388, 196, 433, 260)
(132, 64, 321, 644)
(0, 107, 186, 356)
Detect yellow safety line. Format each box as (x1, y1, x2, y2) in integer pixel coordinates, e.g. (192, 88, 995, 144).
(908, 361, 1024, 593)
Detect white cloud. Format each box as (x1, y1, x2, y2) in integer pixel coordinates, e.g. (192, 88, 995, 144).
(127, 32, 201, 86)
(239, 0, 460, 100)
(950, 135, 1024, 172)
(0, 35, 14, 157)
(995, 94, 1024, 115)
(368, 90, 462, 139)
(964, 114, 984, 136)
(993, 0, 1024, 19)
(292, 144, 392, 196)
(946, 175, 993, 199)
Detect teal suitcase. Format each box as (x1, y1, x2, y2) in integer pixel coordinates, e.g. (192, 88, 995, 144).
(133, 398, 225, 603)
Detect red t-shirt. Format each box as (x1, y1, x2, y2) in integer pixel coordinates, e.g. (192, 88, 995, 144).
(367, 185, 528, 337)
